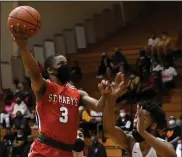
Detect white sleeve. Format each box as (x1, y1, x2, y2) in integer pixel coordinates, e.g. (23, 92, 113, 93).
(125, 121, 132, 129)
(172, 68, 177, 76)
(148, 39, 153, 46)
(20, 102, 28, 115)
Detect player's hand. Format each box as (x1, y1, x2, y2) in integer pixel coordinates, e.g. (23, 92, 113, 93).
(136, 105, 145, 135)
(98, 79, 111, 96)
(10, 23, 28, 49)
(109, 72, 125, 99)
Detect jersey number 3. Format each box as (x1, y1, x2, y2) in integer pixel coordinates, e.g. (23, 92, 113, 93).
(59, 107, 68, 123)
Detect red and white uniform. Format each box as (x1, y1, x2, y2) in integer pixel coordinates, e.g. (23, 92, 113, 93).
(29, 80, 80, 157)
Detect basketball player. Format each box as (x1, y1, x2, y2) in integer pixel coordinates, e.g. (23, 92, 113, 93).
(100, 73, 176, 157)
(10, 23, 115, 157)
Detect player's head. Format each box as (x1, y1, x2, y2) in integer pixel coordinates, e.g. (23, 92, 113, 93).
(44, 55, 71, 84)
(73, 128, 85, 152)
(132, 101, 167, 142)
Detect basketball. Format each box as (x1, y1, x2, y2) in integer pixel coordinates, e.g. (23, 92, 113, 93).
(8, 6, 41, 38)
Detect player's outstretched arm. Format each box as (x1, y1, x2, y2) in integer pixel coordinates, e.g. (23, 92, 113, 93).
(103, 94, 129, 150)
(141, 131, 176, 157)
(11, 24, 44, 99)
(79, 90, 106, 112)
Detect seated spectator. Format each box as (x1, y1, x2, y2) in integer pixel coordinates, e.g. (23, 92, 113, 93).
(116, 109, 132, 133)
(12, 128, 26, 157)
(3, 128, 15, 148)
(166, 116, 181, 149)
(111, 48, 129, 74)
(146, 32, 160, 56)
(162, 61, 177, 90)
(140, 70, 162, 101)
(11, 78, 24, 96)
(157, 32, 171, 59)
(71, 60, 83, 84)
(150, 60, 163, 72)
(0, 93, 15, 128)
(97, 52, 112, 79)
(12, 92, 31, 119)
(116, 70, 140, 104)
(79, 107, 95, 137)
(87, 134, 107, 157)
(13, 111, 31, 138)
(136, 50, 151, 82)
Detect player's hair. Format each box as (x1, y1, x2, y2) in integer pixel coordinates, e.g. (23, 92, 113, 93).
(43, 54, 60, 79)
(138, 100, 167, 130)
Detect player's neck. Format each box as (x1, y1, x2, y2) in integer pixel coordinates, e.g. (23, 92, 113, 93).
(49, 76, 64, 86)
(139, 131, 157, 152)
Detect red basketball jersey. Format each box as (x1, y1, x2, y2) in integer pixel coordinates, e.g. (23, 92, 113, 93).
(36, 80, 80, 145)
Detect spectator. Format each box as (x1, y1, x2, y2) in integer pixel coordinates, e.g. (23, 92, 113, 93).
(11, 128, 26, 157)
(136, 49, 151, 82)
(79, 107, 95, 137)
(116, 70, 140, 104)
(71, 60, 83, 84)
(157, 32, 171, 60)
(12, 92, 31, 119)
(150, 60, 163, 72)
(147, 32, 160, 56)
(13, 111, 31, 138)
(97, 52, 112, 79)
(0, 93, 15, 128)
(140, 70, 162, 101)
(87, 134, 107, 157)
(116, 109, 132, 133)
(166, 116, 181, 149)
(111, 48, 129, 74)
(162, 61, 177, 90)
(3, 128, 15, 148)
(10, 78, 24, 95)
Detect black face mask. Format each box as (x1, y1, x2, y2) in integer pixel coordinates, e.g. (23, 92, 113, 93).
(72, 138, 85, 152)
(56, 65, 71, 84)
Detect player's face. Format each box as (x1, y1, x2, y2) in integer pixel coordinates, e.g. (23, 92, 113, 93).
(51, 55, 71, 84)
(133, 110, 154, 131)
(53, 55, 67, 69)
